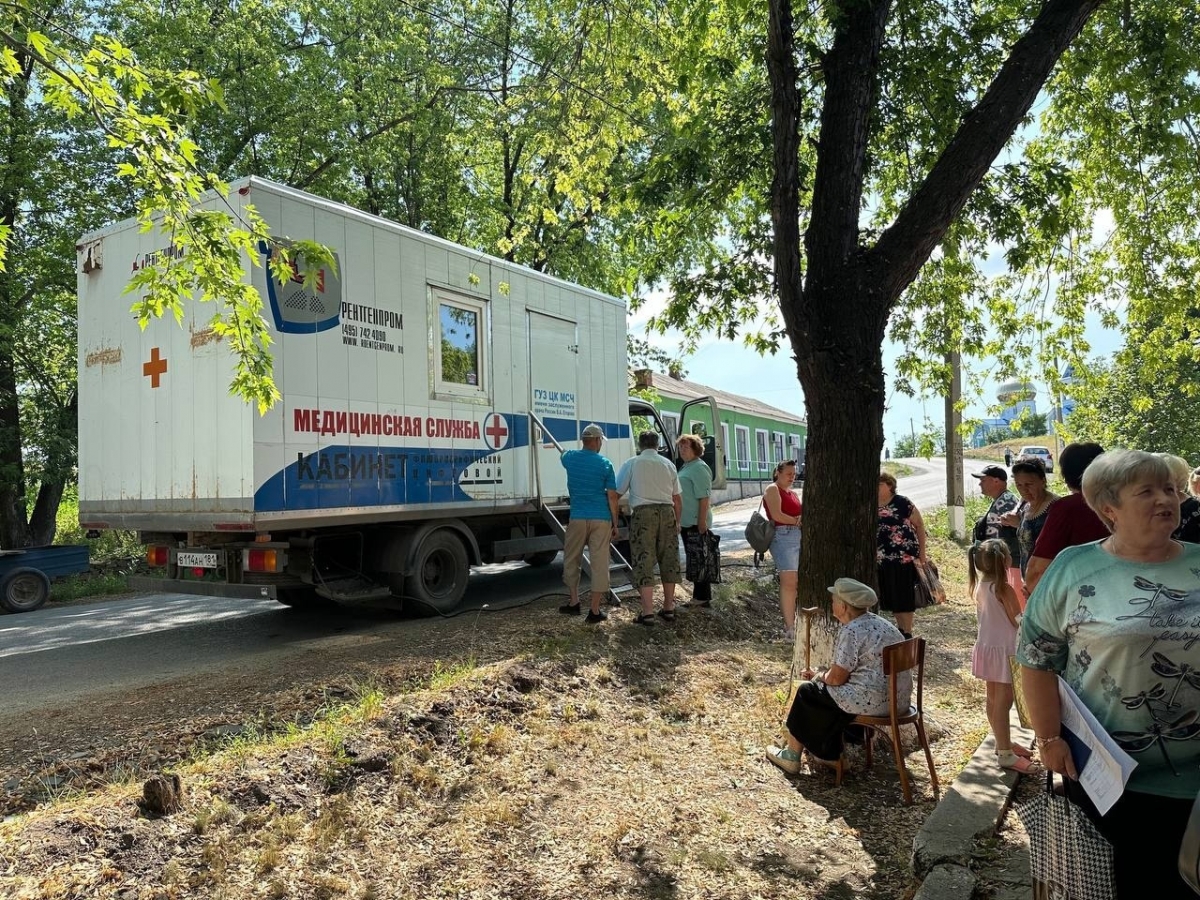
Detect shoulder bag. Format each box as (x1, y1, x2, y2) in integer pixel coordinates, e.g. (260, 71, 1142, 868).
(744, 498, 776, 554)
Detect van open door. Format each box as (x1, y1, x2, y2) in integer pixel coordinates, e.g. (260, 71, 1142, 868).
(627, 396, 726, 490)
(678, 396, 726, 489)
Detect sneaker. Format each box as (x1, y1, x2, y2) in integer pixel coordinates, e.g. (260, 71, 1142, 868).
(585, 610, 608, 624)
(766, 746, 803, 775)
(559, 602, 583, 615)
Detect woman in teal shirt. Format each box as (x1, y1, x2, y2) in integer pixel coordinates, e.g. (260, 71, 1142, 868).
(676, 435, 715, 606)
(1018, 450, 1200, 898)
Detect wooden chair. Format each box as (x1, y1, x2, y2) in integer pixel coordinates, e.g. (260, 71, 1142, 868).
(823, 637, 940, 805)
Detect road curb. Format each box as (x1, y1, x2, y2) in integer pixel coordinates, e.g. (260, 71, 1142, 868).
(911, 715, 1033, 898)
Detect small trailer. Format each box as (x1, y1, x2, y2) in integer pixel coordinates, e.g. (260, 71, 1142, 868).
(77, 178, 724, 613)
(0, 545, 90, 613)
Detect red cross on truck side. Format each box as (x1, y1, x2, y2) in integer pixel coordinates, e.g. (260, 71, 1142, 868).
(484, 413, 509, 450)
(143, 347, 167, 388)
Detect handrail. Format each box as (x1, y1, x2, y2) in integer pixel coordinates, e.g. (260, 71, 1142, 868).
(528, 411, 567, 454)
(528, 411, 566, 505)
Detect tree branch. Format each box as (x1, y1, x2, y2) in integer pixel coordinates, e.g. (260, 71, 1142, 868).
(766, 0, 805, 340)
(802, 0, 893, 287)
(867, 0, 1104, 299)
(295, 90, 446, 189)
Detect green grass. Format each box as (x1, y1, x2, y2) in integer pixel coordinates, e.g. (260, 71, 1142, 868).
(881, 461, 916, 478)
(50, 573, 131, 603)
(49, 489, 142, 564)
(427, 658, 480, 690)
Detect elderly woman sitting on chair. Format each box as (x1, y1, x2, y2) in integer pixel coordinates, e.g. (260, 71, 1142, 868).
(767, 578, 910, 774)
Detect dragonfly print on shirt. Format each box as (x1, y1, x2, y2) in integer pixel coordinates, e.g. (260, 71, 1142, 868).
(1111, 709, 1200, 777)
(1150, 652, 1200, 709)
(1121, 682, 1168, 717)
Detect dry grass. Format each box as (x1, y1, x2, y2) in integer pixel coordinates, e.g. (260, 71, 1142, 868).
(0, 542, 991, 900)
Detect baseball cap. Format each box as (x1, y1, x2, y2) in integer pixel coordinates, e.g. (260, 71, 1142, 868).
(827, 577, 878, 609)
(581, 423, 606, 440)
(971, 465, 1008, 481)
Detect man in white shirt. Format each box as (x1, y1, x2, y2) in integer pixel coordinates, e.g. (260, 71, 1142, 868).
(615, 431, 683, 624)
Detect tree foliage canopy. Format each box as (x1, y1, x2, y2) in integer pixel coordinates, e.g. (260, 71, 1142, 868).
(2, 0, 1198, 560)
(1066, 347, 1200, 462)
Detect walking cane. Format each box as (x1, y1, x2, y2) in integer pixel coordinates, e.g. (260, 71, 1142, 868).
(799, 606, 820, 673)
(783, 606, 824, 747)
(786, 606, 824, 699)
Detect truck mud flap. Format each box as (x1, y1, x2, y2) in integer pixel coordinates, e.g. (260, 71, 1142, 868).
(128, 576, 277, 600)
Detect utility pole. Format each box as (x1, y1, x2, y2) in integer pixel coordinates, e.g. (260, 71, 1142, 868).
(909, 418, 916, 455)
(945, 350, 966, 539)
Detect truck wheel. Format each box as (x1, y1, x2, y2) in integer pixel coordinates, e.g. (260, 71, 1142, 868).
(523, 550, 559, 568)
(405, 531, 469, 614)
(0, 567, 51, 613)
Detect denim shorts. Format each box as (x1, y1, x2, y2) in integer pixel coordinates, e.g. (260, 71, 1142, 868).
(769, 525, 801, 571)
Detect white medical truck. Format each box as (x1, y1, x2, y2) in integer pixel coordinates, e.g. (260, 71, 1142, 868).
(77, 178, 723, 612)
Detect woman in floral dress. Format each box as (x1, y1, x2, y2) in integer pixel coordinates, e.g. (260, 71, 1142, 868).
(876, 472, 927, 639)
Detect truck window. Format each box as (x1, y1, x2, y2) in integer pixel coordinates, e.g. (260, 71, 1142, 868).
(433, 289, 489, 399)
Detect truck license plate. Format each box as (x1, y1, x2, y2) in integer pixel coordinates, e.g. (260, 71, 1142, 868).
(177, 551, 219, 568)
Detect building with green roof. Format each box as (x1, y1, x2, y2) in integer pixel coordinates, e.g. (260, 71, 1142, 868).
(633, 369, 807, 503)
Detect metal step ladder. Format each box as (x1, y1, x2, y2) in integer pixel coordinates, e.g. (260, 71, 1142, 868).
(538, 503, 635, 606)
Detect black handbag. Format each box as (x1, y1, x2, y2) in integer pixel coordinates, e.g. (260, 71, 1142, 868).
(683, 530, 722, 583)
(1181, 789, 1200, 895)
(744, 499, 776, 553)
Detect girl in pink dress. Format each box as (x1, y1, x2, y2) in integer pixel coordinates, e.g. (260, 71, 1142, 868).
(969, 539, 1033, 772)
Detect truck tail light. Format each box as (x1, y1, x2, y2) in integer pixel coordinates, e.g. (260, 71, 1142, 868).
(147, 546, 169, 567)
(244, 548, 283, 572)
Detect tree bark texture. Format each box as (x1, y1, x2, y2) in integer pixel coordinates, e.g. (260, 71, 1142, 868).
(0, 62, 33, 550)
(766, 0, 1105, 607)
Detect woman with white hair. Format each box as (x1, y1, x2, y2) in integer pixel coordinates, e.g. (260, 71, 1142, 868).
(1158, 452, 1200, 544)
(1017, 449, 1200, 898)
(766, 578, 909, 774)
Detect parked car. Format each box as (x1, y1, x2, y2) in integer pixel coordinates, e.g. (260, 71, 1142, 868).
(1017, 445, 1054, 474)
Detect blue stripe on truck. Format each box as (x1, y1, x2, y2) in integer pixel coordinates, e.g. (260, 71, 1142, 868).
(253, 416, 629, 511)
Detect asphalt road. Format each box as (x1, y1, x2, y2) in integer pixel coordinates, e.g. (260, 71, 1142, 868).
(0, 560, 568, 718)
(0, 457, 983, 716)
(890, 456, 990, 511)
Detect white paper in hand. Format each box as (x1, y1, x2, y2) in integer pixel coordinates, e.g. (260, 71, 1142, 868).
(1057, 677, 1137, 815)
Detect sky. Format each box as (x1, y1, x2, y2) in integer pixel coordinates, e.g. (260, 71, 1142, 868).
(629, 296, 1123, 452)
(629, 200, 1126, 450)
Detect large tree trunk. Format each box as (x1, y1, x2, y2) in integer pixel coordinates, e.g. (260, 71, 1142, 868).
(792, 275, 891, 605)
(766, 0, 1104, 608)
(793, 312, 888, 603)
(0, 60, 33, 550)
(0, 344, 29, 549)
(27, 480, 64, 547)
(768, 0, 892, 608)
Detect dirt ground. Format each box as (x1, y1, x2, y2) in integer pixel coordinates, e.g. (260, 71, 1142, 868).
(0, 539, 990, 900)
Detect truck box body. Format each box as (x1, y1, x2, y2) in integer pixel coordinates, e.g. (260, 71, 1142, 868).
(78, 178, 633, 536)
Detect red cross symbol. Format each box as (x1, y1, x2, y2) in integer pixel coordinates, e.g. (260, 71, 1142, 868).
(142, 347, 167, 388)
(484, 413, 509, 450)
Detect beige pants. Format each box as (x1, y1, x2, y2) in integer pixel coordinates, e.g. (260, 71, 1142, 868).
(562, 518, 612, 593)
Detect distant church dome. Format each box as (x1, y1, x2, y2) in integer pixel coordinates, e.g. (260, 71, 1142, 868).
(997, 380, 1036, 404)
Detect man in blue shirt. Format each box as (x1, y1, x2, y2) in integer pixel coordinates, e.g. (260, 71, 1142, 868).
(559, 423, 620, 623)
